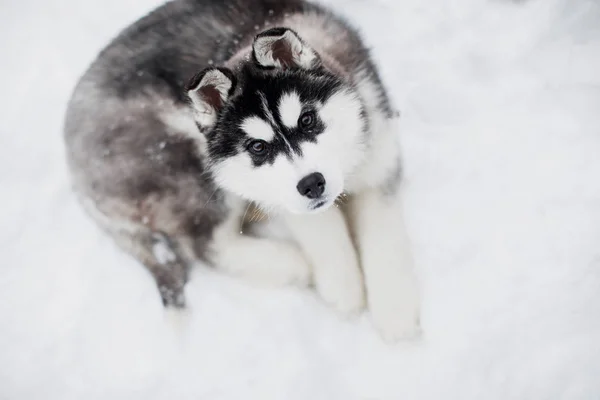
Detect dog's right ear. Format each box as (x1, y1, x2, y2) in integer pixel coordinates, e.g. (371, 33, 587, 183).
(186, 67, 236, 129)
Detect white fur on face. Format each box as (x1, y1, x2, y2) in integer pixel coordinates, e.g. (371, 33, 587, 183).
(212, 153, 303, 212)
(212, 87, 365, 214)
(240, 116, 275, 141)
(278, 91, 302, 128)
(305, 88, 367, 189)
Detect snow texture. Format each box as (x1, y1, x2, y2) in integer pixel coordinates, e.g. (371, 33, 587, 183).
(1, 0, 600, 399)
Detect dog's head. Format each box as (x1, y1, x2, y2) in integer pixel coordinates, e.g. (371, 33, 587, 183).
(186, 28, 367, 214)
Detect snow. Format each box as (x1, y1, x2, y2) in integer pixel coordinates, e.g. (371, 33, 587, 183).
(1, 0, 600, 398)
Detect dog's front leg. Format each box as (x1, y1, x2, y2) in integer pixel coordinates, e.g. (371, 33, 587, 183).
(349, 188, 421, 342)
(284, 207, 365, 315)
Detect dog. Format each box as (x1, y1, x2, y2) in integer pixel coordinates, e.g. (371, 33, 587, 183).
(63, 0, 421, 341)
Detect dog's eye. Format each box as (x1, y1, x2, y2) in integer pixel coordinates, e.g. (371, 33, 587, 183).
(299, 111, 315, 129)
(247, 140, 269, 156)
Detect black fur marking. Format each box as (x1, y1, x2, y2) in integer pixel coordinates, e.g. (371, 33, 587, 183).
(206, 65, 341, 167)
(256, 27, 289, 39)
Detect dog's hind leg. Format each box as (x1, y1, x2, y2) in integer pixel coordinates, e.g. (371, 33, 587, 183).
(112, 229, 190, 308)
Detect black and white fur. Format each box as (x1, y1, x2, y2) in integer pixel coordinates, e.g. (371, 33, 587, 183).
(64, 0, 420, 341)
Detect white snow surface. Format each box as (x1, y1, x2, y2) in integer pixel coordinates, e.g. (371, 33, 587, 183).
(2, 0, 600, 398)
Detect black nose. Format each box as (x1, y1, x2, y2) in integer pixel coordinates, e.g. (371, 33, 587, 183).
(296, 172, 326, 199)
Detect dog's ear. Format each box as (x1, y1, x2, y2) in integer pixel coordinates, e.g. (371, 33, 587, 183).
(186, 67, 236, 128)
(252, 27, 320, 70)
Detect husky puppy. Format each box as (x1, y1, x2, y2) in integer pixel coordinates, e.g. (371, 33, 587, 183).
(64, 0, 420, 341)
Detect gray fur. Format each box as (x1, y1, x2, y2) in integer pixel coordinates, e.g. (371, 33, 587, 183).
(63, 0, 397, 307)
(382, 157, 403, 197)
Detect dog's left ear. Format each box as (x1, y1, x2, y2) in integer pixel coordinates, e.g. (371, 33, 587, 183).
(252, 27, 320, 70)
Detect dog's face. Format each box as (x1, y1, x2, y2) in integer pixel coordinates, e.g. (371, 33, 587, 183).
(187, 28, 367, 214)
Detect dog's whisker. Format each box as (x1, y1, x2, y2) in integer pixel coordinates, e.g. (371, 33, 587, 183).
(239, 202, 253, 234)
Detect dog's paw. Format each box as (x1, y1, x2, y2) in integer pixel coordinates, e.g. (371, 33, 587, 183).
(316, 265, 366, 316)
(372, 306, 421, 343)
(369, 279, 422, 343)
(242, 242, 312, 288)
(269, 249, 312, 287)
(163, 304, 191, 335)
